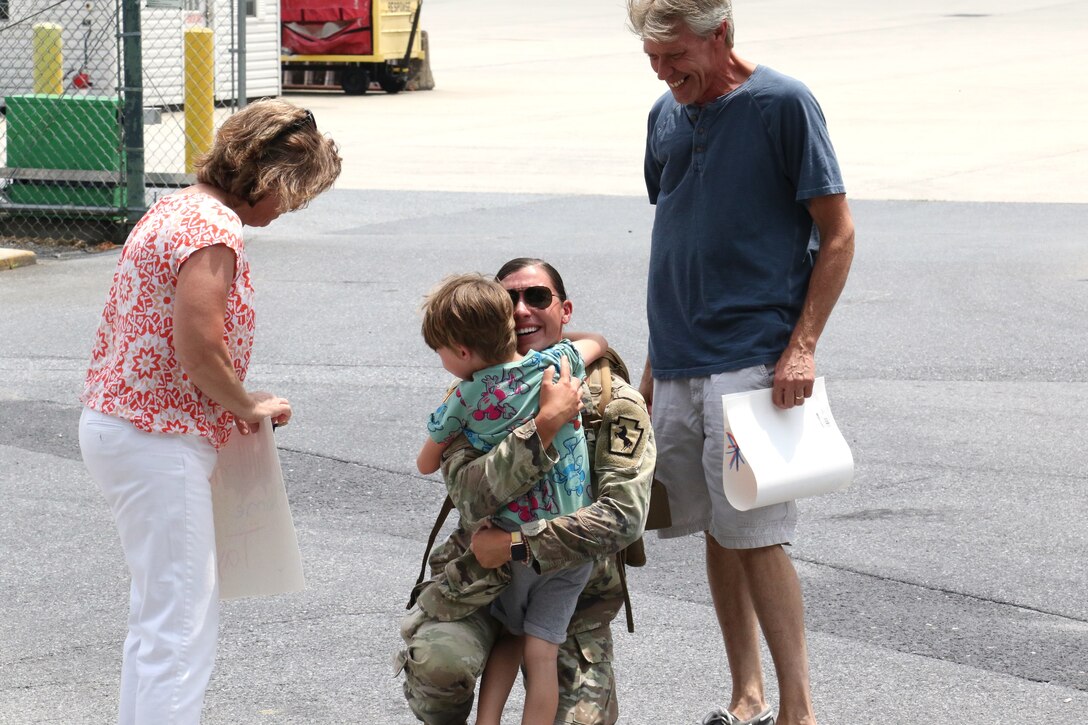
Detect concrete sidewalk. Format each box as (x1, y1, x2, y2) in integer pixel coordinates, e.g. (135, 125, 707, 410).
(0, 249, 35, 270)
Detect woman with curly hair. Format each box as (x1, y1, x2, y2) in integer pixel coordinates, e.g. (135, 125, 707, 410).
(78, 99, 341, 724)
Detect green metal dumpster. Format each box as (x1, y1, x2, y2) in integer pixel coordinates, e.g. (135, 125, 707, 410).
(4, 94, 125, 210)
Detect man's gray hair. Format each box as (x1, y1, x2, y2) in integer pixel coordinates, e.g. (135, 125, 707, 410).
(626, 0, 734, 45)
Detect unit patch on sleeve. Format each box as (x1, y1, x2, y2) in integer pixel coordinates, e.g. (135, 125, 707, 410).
(609, 415, 644, 457)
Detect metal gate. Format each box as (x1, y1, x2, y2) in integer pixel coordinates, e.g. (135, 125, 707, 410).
(1, 0, 244, 244)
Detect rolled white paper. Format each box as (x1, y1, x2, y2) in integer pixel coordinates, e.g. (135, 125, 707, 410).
(721, 377, 853, 511)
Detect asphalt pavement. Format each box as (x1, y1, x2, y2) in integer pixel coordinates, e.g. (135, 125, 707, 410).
(2, 1, 1087, 723)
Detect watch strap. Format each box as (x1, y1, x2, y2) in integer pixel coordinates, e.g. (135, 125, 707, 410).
(509, 530, 529, 563)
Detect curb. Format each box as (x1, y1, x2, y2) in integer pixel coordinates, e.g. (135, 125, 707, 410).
(0, 248, 37, 271)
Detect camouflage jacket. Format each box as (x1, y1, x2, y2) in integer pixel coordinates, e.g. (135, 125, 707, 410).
(414, 351, 656, 635)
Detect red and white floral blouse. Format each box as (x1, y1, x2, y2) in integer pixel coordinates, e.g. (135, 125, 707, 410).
(81, 192, 255, 450)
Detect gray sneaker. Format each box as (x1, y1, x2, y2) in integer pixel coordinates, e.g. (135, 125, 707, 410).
(701, 707, 776, 725)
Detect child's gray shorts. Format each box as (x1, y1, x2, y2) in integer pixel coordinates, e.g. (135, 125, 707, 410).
(490, 561, 593, 645)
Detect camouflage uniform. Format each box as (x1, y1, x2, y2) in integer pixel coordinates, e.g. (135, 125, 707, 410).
(395, 353, 656, 725)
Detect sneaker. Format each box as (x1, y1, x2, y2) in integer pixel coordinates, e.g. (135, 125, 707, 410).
(701, 707, 776, 725)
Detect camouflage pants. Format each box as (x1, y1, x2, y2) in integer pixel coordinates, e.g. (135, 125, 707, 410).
(395, 606, 618, 724)
(555, 625, 617, 725)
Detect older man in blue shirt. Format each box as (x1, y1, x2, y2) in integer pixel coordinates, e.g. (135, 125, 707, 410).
(628, 2, 855, 724)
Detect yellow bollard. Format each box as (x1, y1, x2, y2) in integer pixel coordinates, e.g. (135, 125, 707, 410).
(184, 27, 215, 174)
(32, 23, 64, 95)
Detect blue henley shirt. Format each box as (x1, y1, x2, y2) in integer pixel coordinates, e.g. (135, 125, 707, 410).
(644, 64, 846, 379)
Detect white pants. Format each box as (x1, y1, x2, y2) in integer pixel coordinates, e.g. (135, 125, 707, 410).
(79, 408, 220, 725)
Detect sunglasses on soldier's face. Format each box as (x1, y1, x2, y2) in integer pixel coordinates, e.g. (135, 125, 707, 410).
(507, 286, 556, 310)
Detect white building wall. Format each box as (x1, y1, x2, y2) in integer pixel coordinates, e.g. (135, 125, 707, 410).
(0, 0, 280, 106)
(142, 8, 187, 108)
(209, 0, 281, 101)
(243, 0, 283, 98)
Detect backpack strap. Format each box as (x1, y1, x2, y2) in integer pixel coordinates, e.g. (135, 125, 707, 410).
(594, 351, 638, 633)
(406, 494, 455, 610)
(617, 551, 636, 633)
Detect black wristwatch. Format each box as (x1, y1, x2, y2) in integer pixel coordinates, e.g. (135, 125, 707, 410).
(509, 531, 529, 564)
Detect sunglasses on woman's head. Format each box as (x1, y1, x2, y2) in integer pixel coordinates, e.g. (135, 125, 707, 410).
(297, 108, 317, 131)
(272, 109, 317, 145)
(507, 286, 555, 310)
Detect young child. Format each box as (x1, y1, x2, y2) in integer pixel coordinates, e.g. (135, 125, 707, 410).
(417, 273, 605, 725)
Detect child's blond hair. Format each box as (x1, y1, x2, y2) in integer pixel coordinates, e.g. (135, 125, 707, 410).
(421, 274, 517, 364)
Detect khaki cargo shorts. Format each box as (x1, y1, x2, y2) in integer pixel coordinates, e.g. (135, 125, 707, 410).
(652, 364, 797, 549)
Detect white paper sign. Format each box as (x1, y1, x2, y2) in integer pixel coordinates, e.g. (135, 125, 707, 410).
(210, 418, 305, 599)
(721, 377, 853, 511)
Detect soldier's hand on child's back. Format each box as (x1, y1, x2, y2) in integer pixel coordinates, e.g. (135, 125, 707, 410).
(535, 357, 583, 447)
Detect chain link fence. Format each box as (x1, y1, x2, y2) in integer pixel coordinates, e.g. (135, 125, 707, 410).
(1, 0, 244, 244)
(2, 0, 431, 246)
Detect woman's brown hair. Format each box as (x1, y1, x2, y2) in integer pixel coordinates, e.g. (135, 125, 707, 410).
(195, 99, 342, 211)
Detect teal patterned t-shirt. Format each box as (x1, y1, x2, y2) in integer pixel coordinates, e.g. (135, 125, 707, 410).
(428, 339, 592, 526)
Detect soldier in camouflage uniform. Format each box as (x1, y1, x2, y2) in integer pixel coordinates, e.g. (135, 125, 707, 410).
(394, 258, 656, 725)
